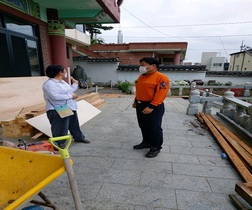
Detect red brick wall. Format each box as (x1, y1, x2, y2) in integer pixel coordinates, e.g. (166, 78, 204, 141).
(74, 46, 104, 58)
(113, 52, 155, 65)
(89, 42, 188, 51)
(128, 42, 187, 50)
(89, 44, 129, 51)
(87, 42, 188, 65)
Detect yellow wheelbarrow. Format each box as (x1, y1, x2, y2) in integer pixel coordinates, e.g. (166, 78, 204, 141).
(0, 135, 82, 210)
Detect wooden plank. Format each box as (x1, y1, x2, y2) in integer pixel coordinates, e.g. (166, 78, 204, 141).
(235, 183, 252, 206)
(206, 114, 252, 172)
(32, 132, 44, 139)
(207, 115, 252, 157)
(199, 112, 252, 182)
(229, 194, 250, 210)
(91, 99, 106, 107)
(0, 120, 15, 126)
(195, 114, 204, 124)
(76, 92, 99, 101)
(19, 102, 46, 115)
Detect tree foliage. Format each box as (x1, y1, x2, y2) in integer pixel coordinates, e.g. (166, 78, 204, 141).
(85, 24, 113, 44)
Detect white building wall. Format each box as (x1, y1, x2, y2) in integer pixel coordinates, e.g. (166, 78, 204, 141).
(209, 57, 225, 71)
(242, 54, 252, 70)
(116, 71, 250, 86)
(73, 60, 250, 86)
(73, 61, 119, 85)
(117, 71, 206, 83)
(229, 53, 244, 71)
(229, 52, 252, 71)
(205, 76, 250, 85)
(163, 72, 205, 82)
(201, 52, 218, 70)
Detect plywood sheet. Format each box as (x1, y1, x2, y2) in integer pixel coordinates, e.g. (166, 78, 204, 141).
(0, 77, 47, 121)
(26, 100, 101, 137)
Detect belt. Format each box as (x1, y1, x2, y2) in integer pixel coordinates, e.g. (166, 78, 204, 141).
(136, 100, 150, 104)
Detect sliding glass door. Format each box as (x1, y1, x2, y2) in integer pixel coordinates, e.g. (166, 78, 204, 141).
(0, 29, 13, 76)
(0, 15, 42, 77)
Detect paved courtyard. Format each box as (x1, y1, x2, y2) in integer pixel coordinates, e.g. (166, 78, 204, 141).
(33, 93, 249, 210)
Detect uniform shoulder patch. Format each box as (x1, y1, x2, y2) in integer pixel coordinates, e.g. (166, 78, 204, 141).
(160, 81, 167, 89)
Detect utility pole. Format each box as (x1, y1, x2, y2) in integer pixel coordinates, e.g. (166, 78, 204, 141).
(240, 40, 244, 51)
(240, 40, 251, 51)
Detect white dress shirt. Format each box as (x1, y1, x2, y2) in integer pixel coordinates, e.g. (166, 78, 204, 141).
(42, 78, 78, 111)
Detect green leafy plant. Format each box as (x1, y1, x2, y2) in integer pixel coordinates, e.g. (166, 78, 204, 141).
(117, 81, 133, 94)
(211, 82, 223, 86)
(225, 81, 232, 86)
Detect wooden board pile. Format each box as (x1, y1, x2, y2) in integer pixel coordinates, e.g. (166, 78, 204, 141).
(0, 92, 105, 138)
(76, 92, 105, 108)
(1, 114, 38, 138)
(196, 112, 252, 209)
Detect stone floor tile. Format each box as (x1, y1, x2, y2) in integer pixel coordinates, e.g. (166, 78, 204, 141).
(112, 158, 172, 174)
(72, 156, 115, 169)
(95, 183, 177, 209)
(176, 190, 237, 210)
(140, 173, 211, 192)
(197, 155, 233, 167)
(163, 139, 192, 147)
(87, 147, 146, 160)
(189, 139, 218, 148)
(207, 177, 240, 194)
(170, 145, 221, 156)
(25, 96, 244, 210)
(172, 163, 239, 179)
(134, 206, 177, 210)
(83, 201, 135, 210)
(152, 153, 200, 164)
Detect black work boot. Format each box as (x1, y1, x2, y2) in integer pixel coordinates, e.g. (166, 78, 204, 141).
(145, 147, 160, 158)
(133, 143, 150, 149)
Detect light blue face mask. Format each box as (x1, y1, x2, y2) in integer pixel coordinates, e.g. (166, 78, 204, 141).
(139, 66, 147, 74)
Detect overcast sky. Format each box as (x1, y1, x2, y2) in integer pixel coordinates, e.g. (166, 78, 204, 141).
(99, 0, 252, 63)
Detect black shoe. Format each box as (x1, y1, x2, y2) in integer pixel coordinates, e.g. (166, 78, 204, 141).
(145, 148, 160, 158)
(133, 143, 150, 149)
(75, 139, 90, 144)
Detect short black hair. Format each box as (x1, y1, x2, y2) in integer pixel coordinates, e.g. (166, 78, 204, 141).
(139, 57, 160, 68)
(46, 65, 64, 78)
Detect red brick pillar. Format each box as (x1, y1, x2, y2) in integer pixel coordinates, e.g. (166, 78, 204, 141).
(47, 9, 68, 71)
(174, 52, 181, 65)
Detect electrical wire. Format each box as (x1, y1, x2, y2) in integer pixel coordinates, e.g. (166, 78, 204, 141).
(121, 6, 185, 40)
(219, 36, 230, 59)
(102, 34, 252, 39)
(118, 21, 252, 28)
(120, 6, 252, 41)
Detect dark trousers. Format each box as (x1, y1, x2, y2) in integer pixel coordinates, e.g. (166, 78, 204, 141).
(47, 110, 85, 143)
(136, 102, 165, 149)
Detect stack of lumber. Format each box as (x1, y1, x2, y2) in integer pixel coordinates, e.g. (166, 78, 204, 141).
(1, 113, 40, 138)
(196, 112, 252, 209)
(1, 92, 105, 138)
(77, 92, 105, 108)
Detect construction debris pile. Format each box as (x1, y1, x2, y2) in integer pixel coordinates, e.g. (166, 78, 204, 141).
(197, 112, 252, 209)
